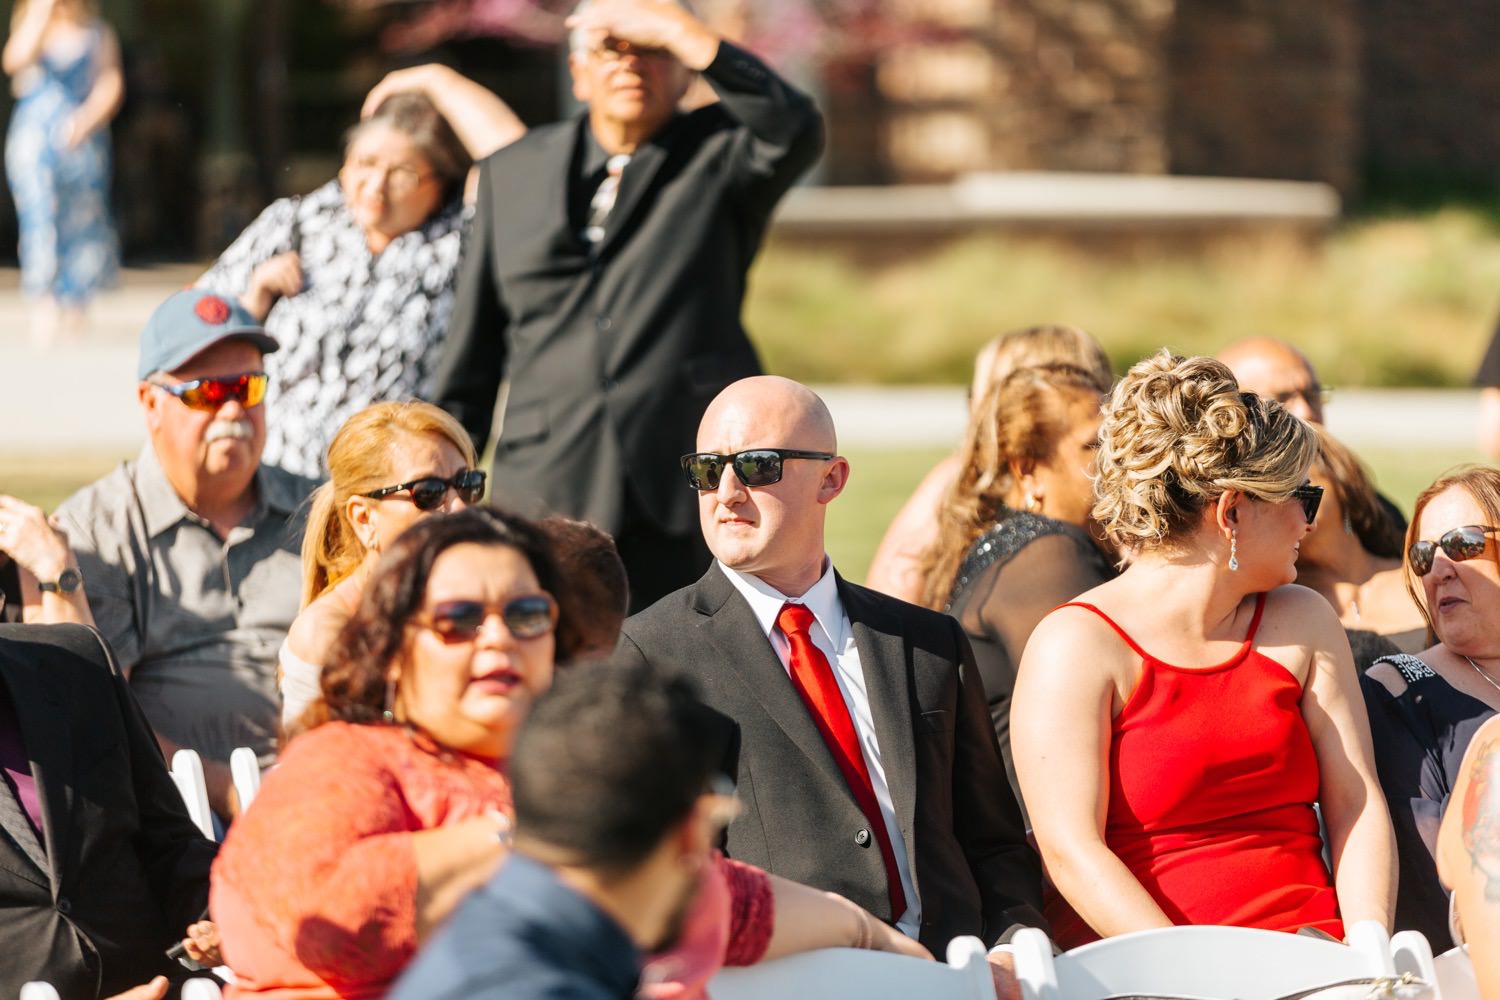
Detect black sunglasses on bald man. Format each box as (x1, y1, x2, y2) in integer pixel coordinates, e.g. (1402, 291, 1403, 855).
(681, 449, 835, 491)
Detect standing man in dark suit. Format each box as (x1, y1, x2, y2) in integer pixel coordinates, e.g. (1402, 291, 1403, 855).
(432, 0, 824, 612)
(0, 623, 218, 999)
(616, 376, 1045, 958)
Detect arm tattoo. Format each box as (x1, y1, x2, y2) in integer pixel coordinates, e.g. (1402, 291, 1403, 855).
(1462, 737, 1500, 902)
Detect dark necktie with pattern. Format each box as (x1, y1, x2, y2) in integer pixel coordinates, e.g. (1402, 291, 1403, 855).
(583, 154, 631, 245)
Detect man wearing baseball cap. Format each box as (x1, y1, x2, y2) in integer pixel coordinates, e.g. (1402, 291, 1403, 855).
(54, 289, 316, 822)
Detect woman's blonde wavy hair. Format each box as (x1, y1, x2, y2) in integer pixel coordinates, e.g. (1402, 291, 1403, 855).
(299, 401, 477, 607)
(920, 363, 1105, 609)
(1093, 350, 1316, 551)
(969, 324, 1113, 406)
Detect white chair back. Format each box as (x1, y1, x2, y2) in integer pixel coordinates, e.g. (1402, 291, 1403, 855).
(19, 983, 61, 1000)
(1391, 930, 1444, 999)
(708, 934, 996, 1000)
(1431, 946, 1480, 1000)
(229, 746, 262, 812)
(182, 977, 224, 999)
(1008, 922, 1399, 1000)
(170, 748, 216, 840)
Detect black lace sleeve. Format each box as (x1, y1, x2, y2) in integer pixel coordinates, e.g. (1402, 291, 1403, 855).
(946, 517, 1115, 813)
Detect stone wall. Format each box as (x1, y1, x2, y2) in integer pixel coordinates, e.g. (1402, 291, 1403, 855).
(867, 0, 1175, 180)
(1164, 0, 1360, 192)
(1359, 0, 1500, 187)
(841, 0, 1400, 196)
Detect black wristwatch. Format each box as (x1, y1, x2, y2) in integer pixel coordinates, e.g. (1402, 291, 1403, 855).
(38, 568, 82, 595)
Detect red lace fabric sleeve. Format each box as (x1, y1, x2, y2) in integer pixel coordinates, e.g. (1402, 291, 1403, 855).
(720, 856, 774, 966)
(213, 723, 422, 991)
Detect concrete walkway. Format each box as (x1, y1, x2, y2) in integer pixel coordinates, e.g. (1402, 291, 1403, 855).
(0, 264, 1483, 456)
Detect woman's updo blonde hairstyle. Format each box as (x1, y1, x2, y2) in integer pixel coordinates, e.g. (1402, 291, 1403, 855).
(1093, 350, 1316, 550)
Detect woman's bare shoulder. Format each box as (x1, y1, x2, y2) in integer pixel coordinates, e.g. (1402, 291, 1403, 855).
(285, 592, 355, 665)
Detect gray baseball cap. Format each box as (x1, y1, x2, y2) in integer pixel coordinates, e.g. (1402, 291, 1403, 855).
(137, 289, 280, 380)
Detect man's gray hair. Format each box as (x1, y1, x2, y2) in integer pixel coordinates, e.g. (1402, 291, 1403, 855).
(568, 0, 694, 54)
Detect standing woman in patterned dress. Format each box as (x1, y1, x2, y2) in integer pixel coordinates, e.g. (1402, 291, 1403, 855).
(3, 0, 121, 347)
(197, 66, 525, 478)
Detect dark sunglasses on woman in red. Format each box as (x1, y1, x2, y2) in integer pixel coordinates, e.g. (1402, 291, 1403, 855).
(1289, 484, 1324, 525)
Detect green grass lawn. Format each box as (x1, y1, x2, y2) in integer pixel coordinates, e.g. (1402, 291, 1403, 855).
(3, 442, 1486, 589)
(748, 209, 1500, 390)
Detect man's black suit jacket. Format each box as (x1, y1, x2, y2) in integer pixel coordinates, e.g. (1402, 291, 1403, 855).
(617, 565, 1045, 952)
(432, 42, 823, 538)
(0, 624, 216, 999)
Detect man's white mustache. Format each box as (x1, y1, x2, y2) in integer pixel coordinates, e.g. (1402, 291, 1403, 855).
(204, 419, 254, 443)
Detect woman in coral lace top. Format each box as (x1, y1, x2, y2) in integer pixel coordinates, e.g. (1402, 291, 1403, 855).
(213, 507, 920, 998)
(213, 509, 559, 997)
(1012, 351, 1396, 948)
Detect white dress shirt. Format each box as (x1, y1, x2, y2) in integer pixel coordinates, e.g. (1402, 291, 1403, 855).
(719, 559, 920, 937)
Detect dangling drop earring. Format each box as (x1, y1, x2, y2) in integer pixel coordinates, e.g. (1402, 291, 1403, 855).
(382, 677, 397, 723)
(1228, 528, 1239, 572)
(1023, 490, 1040, 513)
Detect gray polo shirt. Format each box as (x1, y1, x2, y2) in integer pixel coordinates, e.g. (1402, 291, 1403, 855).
(55, 447, 315, 764)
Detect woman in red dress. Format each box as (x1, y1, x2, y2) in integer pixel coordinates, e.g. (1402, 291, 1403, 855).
(1012, 351, 1395, 948)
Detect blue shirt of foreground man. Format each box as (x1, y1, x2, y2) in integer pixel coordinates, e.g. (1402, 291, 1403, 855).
(391, 661, 737, 999)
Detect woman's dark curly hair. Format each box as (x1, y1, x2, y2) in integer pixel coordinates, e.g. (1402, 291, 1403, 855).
(308, 505, 563, 728)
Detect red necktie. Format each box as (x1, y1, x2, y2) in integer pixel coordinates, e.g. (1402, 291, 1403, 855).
(776, 602, 908, 921)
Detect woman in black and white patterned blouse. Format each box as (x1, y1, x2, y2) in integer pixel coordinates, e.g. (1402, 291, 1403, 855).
(198, 66, 524, 477)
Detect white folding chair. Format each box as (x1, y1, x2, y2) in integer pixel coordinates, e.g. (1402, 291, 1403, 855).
(708, 935, 996, 1000)
(229, 746, 263, 812)
(19, 983, 61, 1000)
(1007, 921, 1399, 1000)
(1391, 930, 1445, 999)
(182, 977, 225, 999)
(170, 748, 217, 840)
(1428, 945, 1480, 1000)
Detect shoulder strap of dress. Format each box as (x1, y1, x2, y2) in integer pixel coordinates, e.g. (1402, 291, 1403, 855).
(1244, 592, 1268, 643)
(1055, 602, 1155, 661)
(1370, 652, 1436, 685)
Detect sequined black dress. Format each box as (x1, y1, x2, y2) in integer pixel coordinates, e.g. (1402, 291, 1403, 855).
(945, 511, 1116, 817)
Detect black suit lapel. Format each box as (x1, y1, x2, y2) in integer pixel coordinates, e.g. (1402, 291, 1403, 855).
(692, 567, 852, 794)
(0, 644, 68, 887)
(838, 578, 919, 862)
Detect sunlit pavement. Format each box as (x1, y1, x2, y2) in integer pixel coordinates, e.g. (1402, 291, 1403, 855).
(0, 265, 1481, 456)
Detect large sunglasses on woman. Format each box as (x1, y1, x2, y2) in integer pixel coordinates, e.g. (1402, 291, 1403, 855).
(363, 470, 487, 512)
(1408, 524, 1499, 577)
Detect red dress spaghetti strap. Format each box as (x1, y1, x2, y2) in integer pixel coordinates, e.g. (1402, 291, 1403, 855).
(1043, 593, 1342, 947)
